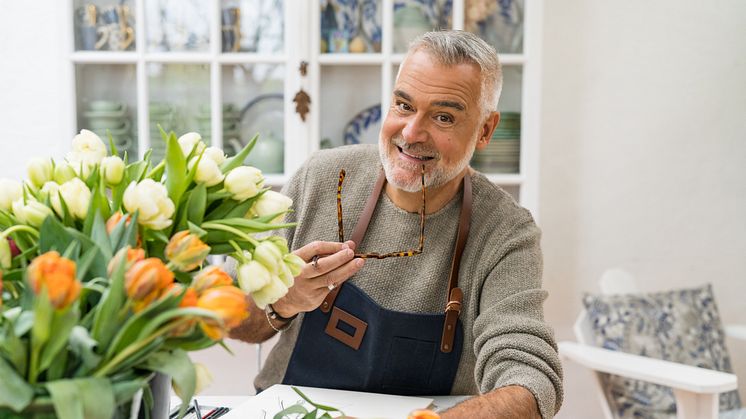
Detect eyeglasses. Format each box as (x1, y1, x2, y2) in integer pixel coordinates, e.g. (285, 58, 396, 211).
(337, 165, 426, 259)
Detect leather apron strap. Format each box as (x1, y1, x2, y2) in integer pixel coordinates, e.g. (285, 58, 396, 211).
(320, 169, 473, 353)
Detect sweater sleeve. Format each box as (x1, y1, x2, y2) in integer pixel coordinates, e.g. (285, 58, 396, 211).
(472, 220, 564, 418)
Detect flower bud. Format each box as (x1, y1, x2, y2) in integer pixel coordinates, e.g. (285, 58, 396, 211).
(107, 246, 145, 276)
(247, 190, 293, 223)
(252, 241, 283, 274)
(27, 158, 53, 188)
(53, 162, 76, 184)
(250, 276, 289, 310)
(283, 253, 305, 278)
(192, 266, 233, 294)
(123, 179, 175, 230)
(236, 260, 272, 293)
(125, 258, 174, 312)
(11, 199, 53, 227)
(27, 251, 81, 310)
(224, 166, 264, 201)
(202, 147, 226, 165)
(50, 178, 91, 220)
(407, 410, 441, 419)
(165, 231, 211, 272)
(0, 178, 24, 211)
(177, 132, 206, 157)
(67, 129, 107, 177)
(0, 238, 11, 269)
(162, 283, 199, 337)
(197, 286, 249, 340)
(101, 155, 125, 185)
(39, 181, 60, 203)
(189, 157, 224, 187)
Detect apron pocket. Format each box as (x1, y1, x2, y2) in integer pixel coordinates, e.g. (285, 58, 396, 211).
(381, 336, 437, 393)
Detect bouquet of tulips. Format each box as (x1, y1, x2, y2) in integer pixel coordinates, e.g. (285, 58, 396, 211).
(0, 129, 305, 418)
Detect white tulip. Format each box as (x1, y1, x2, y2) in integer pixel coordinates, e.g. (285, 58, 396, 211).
(27, 158, 53, 188)
(202, 147, 226, 165)
(51, 178, 91, 220)
(188, 157, 224, 187)
(250, 276, 289, 309)
(39, 181, 60, 203)
(224, 166, 264, 201)
(237, 260, 272, 293)
(100, 155, 125, 185)
(283, 253, 306, 277)
(53, 162, 77, 184)
(123, 179, 175, 230)
(252, 241, 284, 274)
(67, 130, 107, 176)
(11, 199, 53, 227)
(0, 178, 23, 211)
(248, 190, 293, 223)
(177, 132, 206, 157)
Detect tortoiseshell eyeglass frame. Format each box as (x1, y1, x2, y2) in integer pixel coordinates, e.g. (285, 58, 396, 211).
(337, 165, 426, 259)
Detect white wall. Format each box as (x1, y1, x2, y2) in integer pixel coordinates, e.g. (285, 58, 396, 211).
(2, 0, 745, 416)
(540, 1, 746, 417)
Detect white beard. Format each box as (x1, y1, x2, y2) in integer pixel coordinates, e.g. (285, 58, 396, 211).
(379, 134, 477, 192)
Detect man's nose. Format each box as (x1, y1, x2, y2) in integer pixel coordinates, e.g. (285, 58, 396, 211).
(401, 115, 428, 143)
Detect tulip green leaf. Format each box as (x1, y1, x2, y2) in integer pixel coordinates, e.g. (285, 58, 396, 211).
(68, 325, 101, 373)
(187, 183, 207, 225)
(89, 212, 113, 261)
(165, 132, 188, 211)
(46, 377, 115, 419)
(272, 404, 309, 419)
(91, 259, 126, 350)
(111, 376, 149, 405)
(39, 307, 79, 373)
(221, 133, 258, 173)
(0, 356, 34, 412)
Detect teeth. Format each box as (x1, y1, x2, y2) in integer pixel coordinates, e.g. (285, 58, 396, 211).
(398, 147, 432, 160)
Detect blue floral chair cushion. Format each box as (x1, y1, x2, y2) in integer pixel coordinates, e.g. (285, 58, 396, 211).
(582, 284, 741, 419)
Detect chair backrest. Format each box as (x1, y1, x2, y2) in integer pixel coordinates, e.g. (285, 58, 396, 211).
(573, 268, 641, 419)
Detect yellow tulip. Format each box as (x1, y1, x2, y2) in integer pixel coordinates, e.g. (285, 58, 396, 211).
(165, 231, 211, 272)
(27, 251, 81, 310)
(192, 266, 233, 294)
(124, 258, 174, 312)
(197, 286, 248, 340)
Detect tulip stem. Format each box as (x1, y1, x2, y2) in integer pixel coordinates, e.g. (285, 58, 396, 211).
(0, 225, 40, 240)
(146, 160, 166, 179)
(93, 318, 190, 378)
(201, 222, 259, 247)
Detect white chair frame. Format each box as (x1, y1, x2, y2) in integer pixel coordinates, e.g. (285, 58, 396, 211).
(559, 269, 742, 419)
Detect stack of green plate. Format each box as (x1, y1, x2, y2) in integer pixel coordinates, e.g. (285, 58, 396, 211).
(196, 103, 241, 146)
(149, 102, 180, 161)
(471, 112, 520, 173)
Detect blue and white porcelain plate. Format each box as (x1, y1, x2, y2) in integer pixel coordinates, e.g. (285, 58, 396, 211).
(344, 104, 381, 145)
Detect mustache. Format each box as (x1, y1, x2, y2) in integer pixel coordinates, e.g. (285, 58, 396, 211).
(391, 136, 440, 159)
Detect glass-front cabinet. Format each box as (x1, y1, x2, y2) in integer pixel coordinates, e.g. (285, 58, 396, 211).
(67, 0, 542, 215)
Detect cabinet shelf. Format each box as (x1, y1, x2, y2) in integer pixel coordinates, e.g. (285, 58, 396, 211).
(71, 51, 137, 64)
(318, 54, 384, 65)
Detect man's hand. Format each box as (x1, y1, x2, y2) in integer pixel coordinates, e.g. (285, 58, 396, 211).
(440, 386, 541, 419)
(271, 240, 365, 319)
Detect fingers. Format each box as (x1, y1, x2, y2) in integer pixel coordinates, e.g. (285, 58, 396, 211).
(318, 257, 365, 290)
(294, 240, 356, 262)
(301, 246, 355, 279)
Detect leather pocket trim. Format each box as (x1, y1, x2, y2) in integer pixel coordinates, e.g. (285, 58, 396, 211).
(324, 306, 368, 350)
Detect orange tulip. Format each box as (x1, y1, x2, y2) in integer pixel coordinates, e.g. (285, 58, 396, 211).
(163, 283, 199, 336)
(106, 212, 141, 246)
(27, 251, 81, 310)
(107, 247, 146, 276)
(165, 231, 211, 272)
(407, 410, 441, 419)
(197, 286, 249, 340)
(192, 266, 233, 294)
(125, 258, 174, 312)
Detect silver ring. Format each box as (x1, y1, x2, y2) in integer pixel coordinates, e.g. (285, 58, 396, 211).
(311, 255, 320, 269)
(327, 283, 336, 291)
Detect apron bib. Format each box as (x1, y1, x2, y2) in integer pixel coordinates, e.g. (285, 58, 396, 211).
(282, 169, 473, 395)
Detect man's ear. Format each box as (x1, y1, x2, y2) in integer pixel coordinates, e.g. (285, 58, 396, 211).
(476, 111, 500, 151)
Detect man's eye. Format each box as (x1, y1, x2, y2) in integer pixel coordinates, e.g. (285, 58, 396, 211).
(435, 114, 454, 124)
(396, 102, 413, 112)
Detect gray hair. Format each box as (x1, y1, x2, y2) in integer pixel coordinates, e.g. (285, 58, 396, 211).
(406, 30, 502, 116)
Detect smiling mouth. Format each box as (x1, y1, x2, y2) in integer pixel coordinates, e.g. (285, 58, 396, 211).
(397, 146, 435, 162)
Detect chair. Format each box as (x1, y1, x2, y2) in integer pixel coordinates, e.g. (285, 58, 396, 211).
(559, 268, 745, 419)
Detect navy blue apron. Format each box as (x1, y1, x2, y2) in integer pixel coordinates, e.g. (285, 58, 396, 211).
(282, 169, 472, 396)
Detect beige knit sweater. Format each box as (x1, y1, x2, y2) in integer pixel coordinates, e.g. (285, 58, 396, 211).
(239, 145, 563, 418)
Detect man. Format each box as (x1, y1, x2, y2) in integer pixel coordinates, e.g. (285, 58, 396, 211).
(230, 30, 563, 418)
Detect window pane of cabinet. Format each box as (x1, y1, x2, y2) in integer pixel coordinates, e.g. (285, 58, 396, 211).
(76, 64, 137, 156)
(320, 0, 382, 53)
(223, 64, 286, 174)
(145, 0, 210, 52)
(73, 1, 136, 51)
(393, 0, 453, 53)
(466, 0, 524, 54)
(320, 66, 382, 148)
(222, 0, 285, 53)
